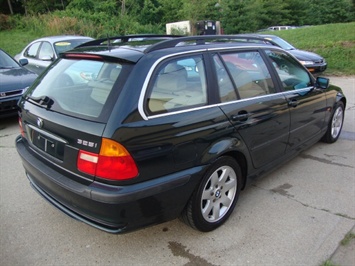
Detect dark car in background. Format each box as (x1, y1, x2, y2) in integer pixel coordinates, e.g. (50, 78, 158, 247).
(15, 35, 93, 75)
(236, 34, 327, 74)
(16, 35, 345, 234)
(0, 49, 37, 118)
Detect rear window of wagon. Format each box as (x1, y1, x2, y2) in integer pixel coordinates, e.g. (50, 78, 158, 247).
(24, 58, 132, 122)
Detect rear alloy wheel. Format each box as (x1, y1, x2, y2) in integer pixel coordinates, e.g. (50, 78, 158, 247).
(322, 102, 344, 143)
(181, 156, 242, 232)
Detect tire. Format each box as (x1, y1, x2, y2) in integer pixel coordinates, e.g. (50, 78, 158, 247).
(322, 102, 344, 143)
(181, 156, 242, 232)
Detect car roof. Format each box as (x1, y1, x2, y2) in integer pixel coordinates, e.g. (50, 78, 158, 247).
(31, 35, 93, 44)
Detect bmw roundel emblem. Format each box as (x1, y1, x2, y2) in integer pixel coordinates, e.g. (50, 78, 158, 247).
(37, 118, 44, 128)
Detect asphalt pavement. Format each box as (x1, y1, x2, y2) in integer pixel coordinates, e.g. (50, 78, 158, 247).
(0, 76, 354, 265)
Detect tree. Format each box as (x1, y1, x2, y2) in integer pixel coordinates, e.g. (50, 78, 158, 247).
(23, 0, 69, 14)
(157, 0, 185, 24)
(128, 0, 163, 25)
(305, 0, 354, 25)
(220, 0, 265, 34)
(282, 0, 309, 26)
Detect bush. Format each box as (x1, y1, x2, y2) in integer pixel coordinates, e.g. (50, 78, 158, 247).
(0, 14, 19, 30)
(9, 11, 164, 38)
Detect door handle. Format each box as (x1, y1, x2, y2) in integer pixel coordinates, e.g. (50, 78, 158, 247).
(288, 99, 298, 108)
(231, 111, 250, 122)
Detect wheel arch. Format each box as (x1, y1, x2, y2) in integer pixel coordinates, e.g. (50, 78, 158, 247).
(335, 90, 346, 109)
(199, 137, 250, 190)
(339, 97, 346, 109)
(221, 150, 248, 190)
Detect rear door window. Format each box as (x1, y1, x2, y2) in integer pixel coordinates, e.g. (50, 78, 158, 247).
(38, 42, 54, 60)
(25, 58, 131, 121)
(146, 55, 207, 115)
(214, 51, 277, 102)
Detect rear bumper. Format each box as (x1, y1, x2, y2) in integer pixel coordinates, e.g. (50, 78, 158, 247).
(16, 136, 205, 233)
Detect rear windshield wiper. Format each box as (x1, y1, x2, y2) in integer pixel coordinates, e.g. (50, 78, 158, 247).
(26, 95, 54, 109)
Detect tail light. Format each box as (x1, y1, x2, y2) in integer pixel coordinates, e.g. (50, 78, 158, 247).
(77, 138, 138, 180)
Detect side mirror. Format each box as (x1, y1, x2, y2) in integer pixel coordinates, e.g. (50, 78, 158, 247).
(316, 77, 329, 89)
(19, 58, 29, 66)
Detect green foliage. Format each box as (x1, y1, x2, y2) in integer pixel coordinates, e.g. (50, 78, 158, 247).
(137, 0, 163, 25)
(3, 0, 353, 35)
(219, 0, 354, 34)
(0, 29, 42, 56)
(157, 0, 185, 24)
(308, 0, 354, 25)
(341, 232, 355, 246)
(220, 0, 248, 33)
(1, 10, 164, 39)
(9, 13, 98, 36)
(66, 0, 96, 12)
(0, 14, 12, 30)
(320, 260, 337, 266)
(23, 0, 68, 14)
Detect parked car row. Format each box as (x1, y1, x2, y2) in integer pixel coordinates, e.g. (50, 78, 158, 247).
(15, 34, 345, 233)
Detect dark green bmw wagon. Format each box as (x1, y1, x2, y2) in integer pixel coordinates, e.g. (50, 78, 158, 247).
(16, 35, 346, 233)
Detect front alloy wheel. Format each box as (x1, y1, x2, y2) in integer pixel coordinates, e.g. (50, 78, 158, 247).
(181, 156, 242, 232)
(322, 102, 344, 143)
(330, 105, 344, 139)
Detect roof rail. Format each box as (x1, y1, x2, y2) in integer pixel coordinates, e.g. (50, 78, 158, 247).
(77, 34, 183, 48)
(144, 35, 271, 53)
(232, 34, 274, 44)
(75, 34, 273, 52)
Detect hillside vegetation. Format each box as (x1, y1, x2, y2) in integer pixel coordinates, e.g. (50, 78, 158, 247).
(0, 22, 354, 75)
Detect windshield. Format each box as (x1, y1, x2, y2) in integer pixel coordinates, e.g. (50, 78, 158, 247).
(0, 49, 20, 68)
(25, 58, 131, 121)
(265, 36, 295, 50)
(54, 39, 92, 55)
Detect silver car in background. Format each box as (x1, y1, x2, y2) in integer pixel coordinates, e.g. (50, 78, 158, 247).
(15, 35, 93, 75)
